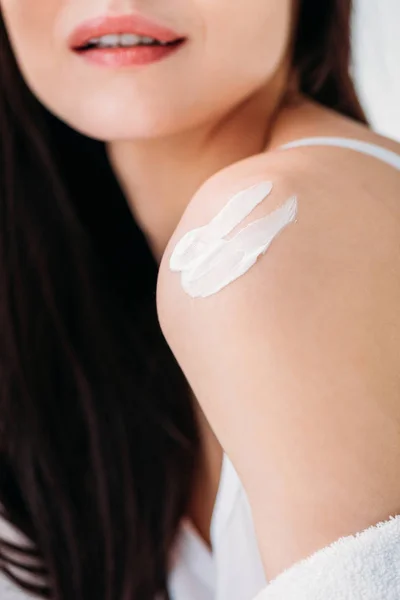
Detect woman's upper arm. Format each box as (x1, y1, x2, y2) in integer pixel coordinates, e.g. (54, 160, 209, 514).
(157, 160, 400, 581)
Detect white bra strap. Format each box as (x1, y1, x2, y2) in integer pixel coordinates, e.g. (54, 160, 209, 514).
(280, 137, 400, 171)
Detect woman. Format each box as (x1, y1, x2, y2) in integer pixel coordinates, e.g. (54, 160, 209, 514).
(1, 0, 400, 599)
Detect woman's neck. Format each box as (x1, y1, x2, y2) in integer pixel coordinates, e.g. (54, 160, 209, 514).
(106, 75, 292, 263)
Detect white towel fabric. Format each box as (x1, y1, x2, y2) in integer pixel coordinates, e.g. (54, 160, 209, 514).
(170, 454, 400, 600)
(254, 514, 400, 600)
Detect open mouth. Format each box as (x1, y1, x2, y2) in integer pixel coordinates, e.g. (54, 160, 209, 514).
(68, 14, 187, 65)
(74, 34, 186, 53)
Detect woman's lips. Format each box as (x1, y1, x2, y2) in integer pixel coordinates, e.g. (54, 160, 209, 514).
(75, 39, 186, 68)
(68, 13, 187, 67)
(68, 13, 186, 50)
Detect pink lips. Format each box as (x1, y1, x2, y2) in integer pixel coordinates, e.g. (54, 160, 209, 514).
(68, 13, 187, 67)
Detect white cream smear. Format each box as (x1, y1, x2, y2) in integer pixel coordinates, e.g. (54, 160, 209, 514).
(169, 181, 298, 298)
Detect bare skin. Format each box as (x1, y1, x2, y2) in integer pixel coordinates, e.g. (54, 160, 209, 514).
(157, 99, 400, 578)
(2, 0, 400, 579)
(150, 94, 400, 551)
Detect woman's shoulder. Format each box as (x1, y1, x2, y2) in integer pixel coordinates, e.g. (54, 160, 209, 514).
(158, 110, 400, 358)
(167, 103, 400, 235)
(161, 113, 400, 286)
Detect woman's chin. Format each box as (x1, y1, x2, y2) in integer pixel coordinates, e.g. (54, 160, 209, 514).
(60, 109, 197, 142)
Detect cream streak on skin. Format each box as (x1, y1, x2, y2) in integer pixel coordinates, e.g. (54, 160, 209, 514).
(169, 181, 298, 298)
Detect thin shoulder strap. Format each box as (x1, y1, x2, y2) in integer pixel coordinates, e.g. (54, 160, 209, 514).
(279, 136, 400, 171)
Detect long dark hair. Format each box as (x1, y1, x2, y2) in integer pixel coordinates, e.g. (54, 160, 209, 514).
(0, 1, 366, 599)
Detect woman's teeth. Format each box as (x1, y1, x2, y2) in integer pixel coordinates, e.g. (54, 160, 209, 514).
(85, 34, 170, 49)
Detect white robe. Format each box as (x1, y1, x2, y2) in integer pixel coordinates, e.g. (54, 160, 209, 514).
(169, 454, 400, 600)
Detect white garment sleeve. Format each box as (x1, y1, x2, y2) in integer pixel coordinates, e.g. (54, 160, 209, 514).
(252, 514, 400, 600)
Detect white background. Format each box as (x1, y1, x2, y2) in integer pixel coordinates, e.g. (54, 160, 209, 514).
(352, 0, 400, 141)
